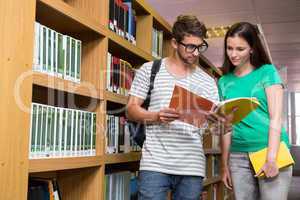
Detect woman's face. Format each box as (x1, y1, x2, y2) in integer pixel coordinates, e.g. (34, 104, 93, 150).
(226, 36, 252, 69)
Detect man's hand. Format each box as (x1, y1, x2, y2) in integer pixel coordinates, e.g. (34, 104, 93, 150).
(157, 108, 180, 123)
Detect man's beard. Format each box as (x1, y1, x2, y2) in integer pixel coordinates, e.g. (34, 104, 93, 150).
(177, 50, 197, 65)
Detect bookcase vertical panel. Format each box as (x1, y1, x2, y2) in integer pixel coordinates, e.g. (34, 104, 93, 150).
(80, 34, 103, 96)
(163, 39, 173, 58)
(136, 15, 153, 55)
(96, 100, 107, 156)
(0, 0, 35, 200)
(58, 166, 102, 200)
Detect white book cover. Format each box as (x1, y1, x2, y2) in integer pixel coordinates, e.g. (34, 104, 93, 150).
(33, 22, 40, 71)
(52, 106, 58, 157)
(79, 111, 84, 155)
(76, 40, 81, 82)
(44, 106, 50, 157)
(39, 105, 47, 158)
(70, 109, 75, 155)
(39, 25, 44, 73)
(63, 35, 69, 80)
(49, 28, 54, 75)
(45, 27, 49, 74)
(74, 39, 78, 83)
(58, 108, 64, 157)
(57, 33, 64, 78)
(74, 110, 79, 155)
(92, 113, 96, 155)
(53, 31, 58, 76)
(70, 38, 76, 82)
(29, 103, 38, 158)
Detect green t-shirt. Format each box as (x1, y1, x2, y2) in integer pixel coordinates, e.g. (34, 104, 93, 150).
(218, 64, 290, 152)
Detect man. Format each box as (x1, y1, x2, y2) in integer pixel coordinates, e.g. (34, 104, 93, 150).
(127, 15, 220, 200)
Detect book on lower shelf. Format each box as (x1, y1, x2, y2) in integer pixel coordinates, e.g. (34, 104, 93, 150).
(28, 177, 61, 200)
(105, 171, 138, 200)
(169, 84, 260, 127)
(249, 141, 294, 177)
(29, 103, 96, 159)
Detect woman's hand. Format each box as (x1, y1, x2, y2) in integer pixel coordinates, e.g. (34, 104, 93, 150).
(255, 160, 279, 178)
(221, 165, 233, 190)
(206, 107, 237, 135)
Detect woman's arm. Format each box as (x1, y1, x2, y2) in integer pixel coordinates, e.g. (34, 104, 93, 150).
(221, 132, 233, 189)
(256, 84, 283, 177)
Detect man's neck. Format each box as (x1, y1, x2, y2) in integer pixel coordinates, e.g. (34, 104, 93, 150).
(165, 54, 195, 78)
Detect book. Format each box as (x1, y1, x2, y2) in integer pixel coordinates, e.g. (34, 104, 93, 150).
(249, 141, 294, 177)
(169, 84, 260, 128)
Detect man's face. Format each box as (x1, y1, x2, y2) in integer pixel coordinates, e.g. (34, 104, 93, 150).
(176, 35, 205, 65)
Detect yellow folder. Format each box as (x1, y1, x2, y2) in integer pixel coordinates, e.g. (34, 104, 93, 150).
(249, 142, 294, 177)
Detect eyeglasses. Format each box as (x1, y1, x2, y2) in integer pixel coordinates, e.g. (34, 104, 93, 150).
(177, 40, 209, 53)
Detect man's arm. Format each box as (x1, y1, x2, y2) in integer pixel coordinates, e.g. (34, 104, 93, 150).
(126, 95, 159, 123)
(126, 95, 180, 124)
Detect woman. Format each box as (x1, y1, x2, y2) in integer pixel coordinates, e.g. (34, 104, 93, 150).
(218, 22, 292, 200)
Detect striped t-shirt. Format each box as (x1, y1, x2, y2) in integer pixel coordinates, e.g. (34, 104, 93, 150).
(129, 58, 219, 177)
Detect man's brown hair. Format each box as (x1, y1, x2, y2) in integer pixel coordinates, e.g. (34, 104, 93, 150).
(172, 15, 207, 42)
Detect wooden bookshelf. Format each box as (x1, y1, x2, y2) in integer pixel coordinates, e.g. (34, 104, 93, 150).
(37, 0, 107, 36)
(29, 156, 103, 173)
(33, 72, 102, 99)
(1, 0, 223, 199)
(104, 90, 128, 105)
(203, 176, 222, 187)
(107, 30, 153, 64)
(104, 152, 141, 164)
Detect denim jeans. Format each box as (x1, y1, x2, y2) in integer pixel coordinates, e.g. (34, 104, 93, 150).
(138, 170, 203, 200)
(229, 152, 292, 200)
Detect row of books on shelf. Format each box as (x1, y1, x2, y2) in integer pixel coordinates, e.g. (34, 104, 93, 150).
(152, 27, 164, 58)
(106, 52, 135, 95)
(30, 103, 96, 159)
(211, 155, 221, 177)
(105, 171, 138, 200)
(28, 177, 61, 200)
(33, 22, 82, 82)
(109, 0, 137, 45)
(106, 115, 141, 154)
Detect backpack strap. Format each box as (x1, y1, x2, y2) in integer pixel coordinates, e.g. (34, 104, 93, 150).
(143, 59, 162, 108)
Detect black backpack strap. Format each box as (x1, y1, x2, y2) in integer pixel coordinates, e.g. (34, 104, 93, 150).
(143, 59, 162, 108)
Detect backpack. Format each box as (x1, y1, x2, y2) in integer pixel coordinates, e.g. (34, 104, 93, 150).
(128, 59, 162, 147)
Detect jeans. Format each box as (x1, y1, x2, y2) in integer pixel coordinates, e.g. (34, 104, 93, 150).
(138, 170, 203, 200)
(229, 152, 292, 200)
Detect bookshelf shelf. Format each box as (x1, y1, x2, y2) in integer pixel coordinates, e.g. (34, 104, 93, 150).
(107, 30, 153, 64)
(33, 72, 102, 99)
(104, 152, 141, 164)
(203, 176, 222, 187)
(37, 0, 107, 36)
(204, 148, 221, 155)
(105, 90, 128, 105)
(29, 156, 103, 173)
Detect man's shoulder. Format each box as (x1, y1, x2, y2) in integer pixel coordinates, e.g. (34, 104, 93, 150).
(194, 67, 216, 83)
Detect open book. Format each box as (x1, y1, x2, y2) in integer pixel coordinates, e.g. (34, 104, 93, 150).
(249, 142, 294, 177)
(169, 84, 260, 128)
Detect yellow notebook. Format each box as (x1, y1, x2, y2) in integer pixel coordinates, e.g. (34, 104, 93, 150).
(249, 142, 294, 177)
